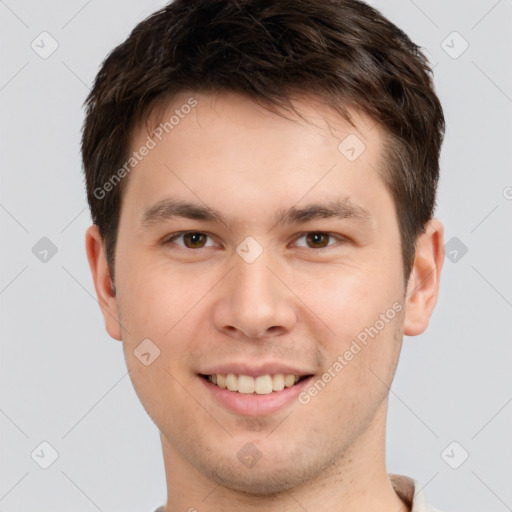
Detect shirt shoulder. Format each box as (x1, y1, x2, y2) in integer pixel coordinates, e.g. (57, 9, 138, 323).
(389, 473, 443, 512)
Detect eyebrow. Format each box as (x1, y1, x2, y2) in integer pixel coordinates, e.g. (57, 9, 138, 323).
(139, 197, 374, 230)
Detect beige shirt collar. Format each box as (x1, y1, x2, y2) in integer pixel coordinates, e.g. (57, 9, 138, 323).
(390, 474, 442, 512)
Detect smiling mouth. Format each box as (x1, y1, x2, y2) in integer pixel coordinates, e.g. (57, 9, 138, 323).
(199, 373, 313, 394)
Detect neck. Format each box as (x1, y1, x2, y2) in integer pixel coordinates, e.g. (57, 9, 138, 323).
(159, 399, 409, 512)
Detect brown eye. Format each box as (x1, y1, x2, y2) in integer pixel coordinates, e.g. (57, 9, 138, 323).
(182, 232, 207, 248)
(165, 232, 214, 249)
(305, 233, 330, 248)
(294, 232, 339, 249)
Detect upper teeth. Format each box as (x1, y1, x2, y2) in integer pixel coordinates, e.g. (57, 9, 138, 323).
(208, 373, 301, 394)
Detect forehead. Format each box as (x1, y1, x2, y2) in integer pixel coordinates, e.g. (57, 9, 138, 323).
(142, 91, 380, 148)
(122, 91, 390, 228)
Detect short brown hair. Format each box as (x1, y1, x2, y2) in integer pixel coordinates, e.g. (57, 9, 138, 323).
(81, 0, 445, 284)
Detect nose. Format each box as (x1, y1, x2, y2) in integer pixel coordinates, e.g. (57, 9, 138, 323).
(211, 248, 297, 340)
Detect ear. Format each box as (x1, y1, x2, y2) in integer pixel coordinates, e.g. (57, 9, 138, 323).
(85, 225, 122, 341)
(403, 218, 445, 336)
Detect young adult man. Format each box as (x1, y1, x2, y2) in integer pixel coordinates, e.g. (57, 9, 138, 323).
(82, 1, 446, 510)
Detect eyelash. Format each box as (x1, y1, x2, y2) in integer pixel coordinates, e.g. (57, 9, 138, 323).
(162, 231, 346, 251)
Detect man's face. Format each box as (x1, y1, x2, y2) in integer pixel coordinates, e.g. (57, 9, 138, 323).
(103, 92, 410, 493)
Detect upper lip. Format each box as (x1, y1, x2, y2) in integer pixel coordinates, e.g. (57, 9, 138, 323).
(199, 362, 314, 378)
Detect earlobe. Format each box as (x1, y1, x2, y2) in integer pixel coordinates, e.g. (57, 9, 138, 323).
(403, 218, 445, 337)
(85, 225, 123, 341)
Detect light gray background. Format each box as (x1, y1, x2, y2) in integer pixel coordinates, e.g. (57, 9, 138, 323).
(0, 1, 511, 511)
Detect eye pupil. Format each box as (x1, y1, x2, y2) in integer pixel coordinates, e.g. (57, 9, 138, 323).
(306, 232, 328, 248)
(184, 232, 206, 248)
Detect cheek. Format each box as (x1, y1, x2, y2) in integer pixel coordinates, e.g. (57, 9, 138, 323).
(116, 260, 217, 395)
(306, 262, 404, 385)
(117, 268, 197, 422)
(116, 255, 209, 339)
(302, 264, 391, 334)
(303, 311, 402, 430)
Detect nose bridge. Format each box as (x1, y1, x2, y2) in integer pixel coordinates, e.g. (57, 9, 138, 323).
(212, 240, 296, 338)
(232, 242, 280, 312)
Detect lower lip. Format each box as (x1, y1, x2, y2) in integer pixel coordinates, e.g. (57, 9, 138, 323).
(200, 375, 314, 416)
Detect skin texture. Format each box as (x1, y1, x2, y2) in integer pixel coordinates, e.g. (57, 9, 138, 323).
(86, 91, 444, 512)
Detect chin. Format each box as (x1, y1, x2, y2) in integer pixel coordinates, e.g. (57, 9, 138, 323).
(207, 463, 311, 496)
(189, 442, 331, 498)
